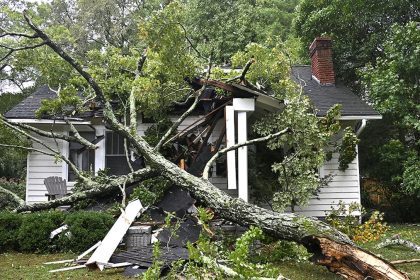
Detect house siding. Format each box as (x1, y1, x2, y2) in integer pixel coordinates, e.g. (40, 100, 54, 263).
(25, 135, 72, 204)
(291, 149, 361, 217)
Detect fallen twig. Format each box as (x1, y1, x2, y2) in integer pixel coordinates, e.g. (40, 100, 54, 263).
(391, 259, 420, 265)
(377, 237, 420, 252)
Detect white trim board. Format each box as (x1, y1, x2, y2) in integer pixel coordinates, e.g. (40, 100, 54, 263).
(338, 115, 382, 120)
(7, 119, 91, 124)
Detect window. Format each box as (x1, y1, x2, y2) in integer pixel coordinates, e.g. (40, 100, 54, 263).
(68, 132, 95, 181)
(105, 132, 131, 175)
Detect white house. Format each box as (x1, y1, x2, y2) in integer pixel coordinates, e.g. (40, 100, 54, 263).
(4, 38, 381, 216)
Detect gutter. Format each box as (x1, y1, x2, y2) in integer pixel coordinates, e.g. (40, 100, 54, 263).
(356, 119, 367, 136)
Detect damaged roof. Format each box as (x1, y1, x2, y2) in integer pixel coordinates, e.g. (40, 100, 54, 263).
(291, 66, 381, 118)
(5, 67, 381, 120)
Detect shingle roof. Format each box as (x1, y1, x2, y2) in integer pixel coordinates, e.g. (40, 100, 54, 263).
(291, 65, 381, 118)
(4, 85, 56, 119)
(6, 69, 380, 120)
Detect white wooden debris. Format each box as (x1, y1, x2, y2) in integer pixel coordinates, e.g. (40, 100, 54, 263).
(49, 224, 69, 239)
(86, 199, 144, 270)
(44, 241, 102, 265)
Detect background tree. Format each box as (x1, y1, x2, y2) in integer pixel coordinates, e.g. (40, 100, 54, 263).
(0, 92, 28, 178)
(294, 0, 419, 86)
(359, 22, 420, 221)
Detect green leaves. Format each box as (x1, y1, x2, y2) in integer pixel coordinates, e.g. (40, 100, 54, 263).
(338, 127, 359, 171)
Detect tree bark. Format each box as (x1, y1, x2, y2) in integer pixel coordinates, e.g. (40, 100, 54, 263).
(15, 168, 156, 212)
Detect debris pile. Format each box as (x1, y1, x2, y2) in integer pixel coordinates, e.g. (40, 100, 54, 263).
(45, 186, 207, 277)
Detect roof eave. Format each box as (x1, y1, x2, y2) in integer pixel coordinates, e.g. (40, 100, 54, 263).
(337, 115, 382, 120)
(7, 118, 92, 124)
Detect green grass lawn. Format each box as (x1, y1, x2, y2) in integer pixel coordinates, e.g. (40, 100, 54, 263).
(0, 224, 418, 280)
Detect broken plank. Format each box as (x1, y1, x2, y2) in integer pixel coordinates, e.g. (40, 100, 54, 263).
(44, 259, 74, 265)
(49, 224, 69, 239)
(98, 262, 133, 268)
(85, 199, 144, 271)
(77, 241, 102, 260)
(49, 265, 86, 273)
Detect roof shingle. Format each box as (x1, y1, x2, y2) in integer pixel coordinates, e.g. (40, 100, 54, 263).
(4, 85, 56, 119)
(291, 65, 381, 118)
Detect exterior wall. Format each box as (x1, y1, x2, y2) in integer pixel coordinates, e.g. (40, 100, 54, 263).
(25, 124, 103, 204)
(292, 149, 361, 217)
(25, 133, 71, 204)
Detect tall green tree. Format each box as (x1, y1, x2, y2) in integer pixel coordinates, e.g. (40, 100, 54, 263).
(360, 22, 420, 199)
(294, 0, 419, 86)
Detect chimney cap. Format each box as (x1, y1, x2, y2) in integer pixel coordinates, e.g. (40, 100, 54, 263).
(309, 37, 332, 57)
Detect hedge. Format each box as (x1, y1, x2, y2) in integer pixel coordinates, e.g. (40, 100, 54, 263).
(0, 211, 114, 253)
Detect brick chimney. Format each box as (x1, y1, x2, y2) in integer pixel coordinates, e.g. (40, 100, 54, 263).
(309, 37, 335, 86)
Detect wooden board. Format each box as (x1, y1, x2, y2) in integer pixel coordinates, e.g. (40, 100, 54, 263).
(85, 199, 144, 270)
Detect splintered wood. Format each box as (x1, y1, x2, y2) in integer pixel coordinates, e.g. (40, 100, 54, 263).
(86, 199, 144, 270)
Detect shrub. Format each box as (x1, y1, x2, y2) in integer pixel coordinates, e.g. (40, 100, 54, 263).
(352, 211, 389, 243)
(325, 201, 388, 243)
(0, 211, 115, 253)
(0, 212, 23, 252)
(61, 211, 114, 252)
(18, 211, 65, 252)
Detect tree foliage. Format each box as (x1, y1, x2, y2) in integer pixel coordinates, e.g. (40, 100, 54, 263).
(360, 22, 420, 199)
(294, 0, 419, 85)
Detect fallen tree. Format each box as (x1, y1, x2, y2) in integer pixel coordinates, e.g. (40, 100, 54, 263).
(0, 11, 410, 280)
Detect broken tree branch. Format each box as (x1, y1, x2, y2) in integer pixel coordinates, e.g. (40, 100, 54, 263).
(0, 185, 25, 207)
(64, 118, 97, 149)
(154, 54, 213, 152)
(172, 93, 195, 106)
(15, 167, 156, 212)
(200, 255, 289, 280)
(377, 238, 420, 252)
(129, 50, 147, 135)
(0, 115, 96, 149)
(22, 12, 122, 132)
(202, 127, 291, 179)
(226, 58, 255, 83)
(0, 28, 39, 39)
(0, 119, 90, 183)
(391, 259, 420, 265)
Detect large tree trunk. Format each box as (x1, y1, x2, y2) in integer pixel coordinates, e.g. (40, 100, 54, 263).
(151, 153, 408, 280)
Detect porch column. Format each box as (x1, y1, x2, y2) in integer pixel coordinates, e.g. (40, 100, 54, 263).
(237, 111, 248, 201)
(95, 125, 106, 174)
(225, 105, 237, 190)
(233, 98, 255, 202)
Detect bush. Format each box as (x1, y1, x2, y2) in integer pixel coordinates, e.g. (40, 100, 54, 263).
(325, 201, 388, 243)
(0, 212, 23, 252)
(61, 211, 114, 252)
(18, 211, 65, 252)
(0, 211, 115, 253)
